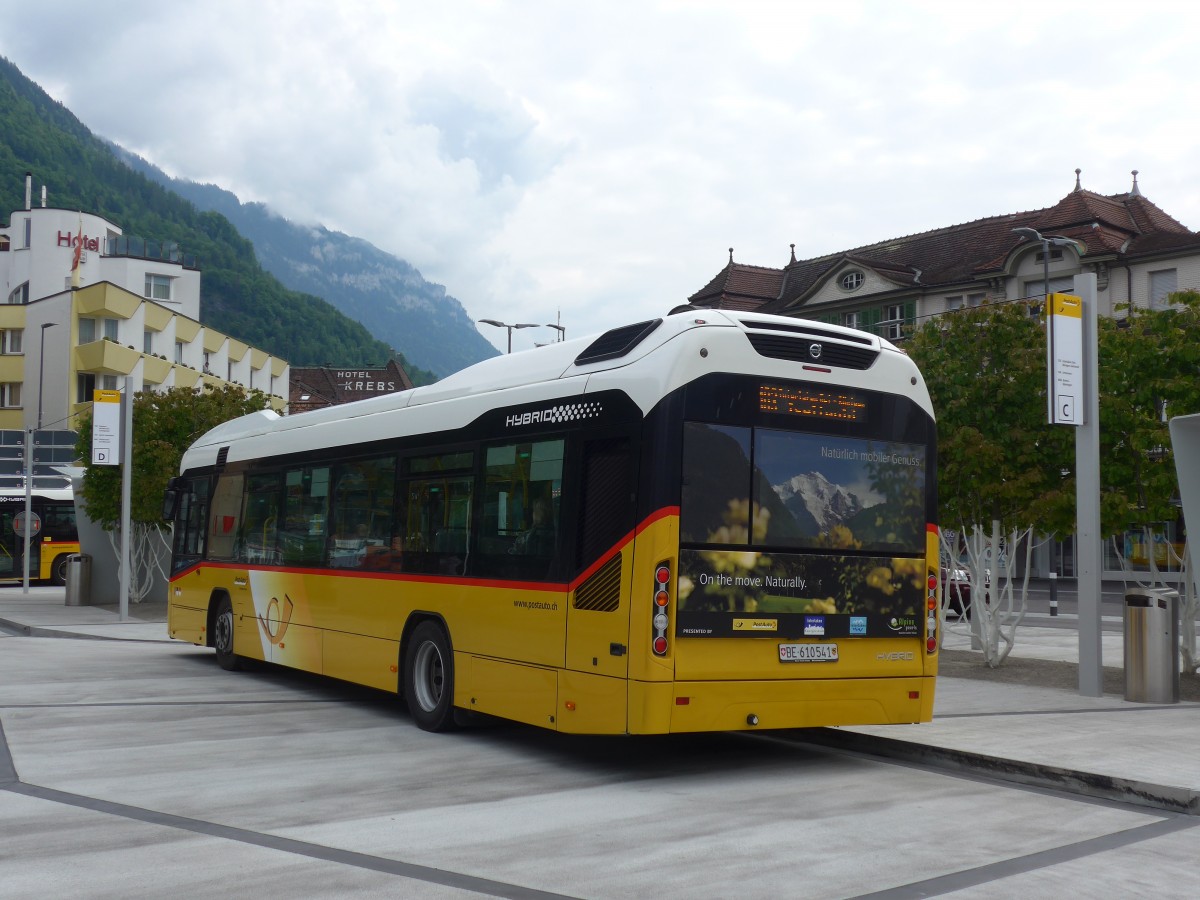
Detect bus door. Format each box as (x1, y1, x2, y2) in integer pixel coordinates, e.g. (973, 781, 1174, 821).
(0, 503, 30, 578)
(565, 435, 637, 678)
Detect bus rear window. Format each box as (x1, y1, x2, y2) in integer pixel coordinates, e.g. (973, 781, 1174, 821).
(752, 429, 926, 554)
(680, 423, 926, 554)
(679, 421, 930, 639)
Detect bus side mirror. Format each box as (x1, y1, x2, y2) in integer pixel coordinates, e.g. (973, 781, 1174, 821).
(162, 477, 182, 521)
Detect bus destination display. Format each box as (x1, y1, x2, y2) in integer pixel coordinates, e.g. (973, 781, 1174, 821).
(758, 384, 866, 422)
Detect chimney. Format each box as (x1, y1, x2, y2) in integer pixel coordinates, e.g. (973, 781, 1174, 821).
(24, 172, 32, 210)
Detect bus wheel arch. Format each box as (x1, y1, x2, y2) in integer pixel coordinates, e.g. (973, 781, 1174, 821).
(209, 591, 242, 671)
(401, 616, 458, 732)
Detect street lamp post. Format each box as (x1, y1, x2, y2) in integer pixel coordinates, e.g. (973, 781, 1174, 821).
(1011, 227, 1081, 302)
(479, 319, 538, 354)
(23, 321, 57, 594)
(544, 323, 565, 343)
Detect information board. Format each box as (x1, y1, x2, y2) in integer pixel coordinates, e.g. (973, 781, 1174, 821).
(1047, 292, 1083, 426)
(92, 389, 122, 465)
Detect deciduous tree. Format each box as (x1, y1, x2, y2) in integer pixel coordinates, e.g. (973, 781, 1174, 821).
(907, 301, 1073, 664)
(74, 384, 271, 602)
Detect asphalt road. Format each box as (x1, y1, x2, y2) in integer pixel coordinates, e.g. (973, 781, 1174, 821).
(3, 632, 1199, 898)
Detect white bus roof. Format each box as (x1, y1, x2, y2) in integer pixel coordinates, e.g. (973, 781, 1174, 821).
(181, 310, 930, 473)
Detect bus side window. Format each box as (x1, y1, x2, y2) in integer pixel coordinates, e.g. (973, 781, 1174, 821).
(279, 468, 328, 565)
(477, 438, 564, 580)
(42, 502, 77, 541)
(171, 477, 210, 569)
(240, 473, 284, 564)
(207, 474, 245, 561)
(399, 476, 473, 576)
(397, 450, 474, 576)
(328, 457, 396, 570)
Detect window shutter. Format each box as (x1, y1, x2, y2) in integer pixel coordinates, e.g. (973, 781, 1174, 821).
(861, 307, 882, 335)
(1150, 270, 1177, 310)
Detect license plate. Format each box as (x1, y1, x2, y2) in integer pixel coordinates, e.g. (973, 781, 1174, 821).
(779, 643, 838, 662)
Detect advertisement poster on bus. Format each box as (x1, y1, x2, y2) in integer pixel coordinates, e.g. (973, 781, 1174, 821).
(676, 549, 924, 638)
(677, 424, 929, 638)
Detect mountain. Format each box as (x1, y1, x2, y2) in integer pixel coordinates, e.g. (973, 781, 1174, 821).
(0, 56, 412, 372)
(773, 472, 864, 535)
(114, 153, 499, 378)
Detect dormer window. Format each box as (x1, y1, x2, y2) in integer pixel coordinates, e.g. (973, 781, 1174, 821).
(839, 270, 864, 292)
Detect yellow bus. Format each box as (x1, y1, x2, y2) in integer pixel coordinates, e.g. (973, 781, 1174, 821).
(165, 310, 940, 733)
(0, 485, 80, 584)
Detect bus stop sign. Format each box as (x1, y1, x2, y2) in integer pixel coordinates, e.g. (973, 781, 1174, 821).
(13, 511, 41, 537)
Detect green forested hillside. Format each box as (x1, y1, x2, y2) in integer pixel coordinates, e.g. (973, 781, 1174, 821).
(0, 56, 397, 367)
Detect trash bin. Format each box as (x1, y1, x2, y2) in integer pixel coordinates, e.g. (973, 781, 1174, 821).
(1123, 588, 1179, 703)
(64, 554, 92, 607)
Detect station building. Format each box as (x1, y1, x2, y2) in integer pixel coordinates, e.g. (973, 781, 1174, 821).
(689, 170, 1200, 334)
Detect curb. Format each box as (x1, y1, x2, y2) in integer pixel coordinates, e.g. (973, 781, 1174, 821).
(803, 728, 1199, 817)
(0, 616, 171, 643)
(0, 616, 32, 637)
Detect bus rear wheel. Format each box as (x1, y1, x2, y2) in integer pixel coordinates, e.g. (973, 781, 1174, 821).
(213, 596, 243, 671)
(404, 621, 457, 732)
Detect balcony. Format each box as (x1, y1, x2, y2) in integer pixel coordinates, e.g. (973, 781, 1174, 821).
(142, 354, 172, 385)
(105, 235, 198, 269)
(74, 339, 140, 375)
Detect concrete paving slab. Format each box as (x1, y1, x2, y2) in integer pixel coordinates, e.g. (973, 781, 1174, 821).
(3, 582, 1199, 823)
(3, 635, 1197, 898)
(0, 789, 479, 899)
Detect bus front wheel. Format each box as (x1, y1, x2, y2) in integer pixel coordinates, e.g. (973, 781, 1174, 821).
(50, 554, 69, 586)
(213, 596, 243, 671)
(404, 621, 457, 732)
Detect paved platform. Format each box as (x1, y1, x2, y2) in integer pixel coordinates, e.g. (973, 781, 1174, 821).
(3, 585, 1198, 816)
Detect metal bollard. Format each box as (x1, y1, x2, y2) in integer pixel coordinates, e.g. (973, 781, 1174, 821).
(1049, 571, 1058, 617)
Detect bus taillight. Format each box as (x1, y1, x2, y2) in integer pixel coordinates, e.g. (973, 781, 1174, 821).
(652, 561, 671, 656)
(926, 568, 938, 654)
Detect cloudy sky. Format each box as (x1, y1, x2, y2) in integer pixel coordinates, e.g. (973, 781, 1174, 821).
(4, 1, 1198, 354)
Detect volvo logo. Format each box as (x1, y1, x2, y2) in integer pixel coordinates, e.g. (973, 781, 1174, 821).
(809, 343, 823, 359)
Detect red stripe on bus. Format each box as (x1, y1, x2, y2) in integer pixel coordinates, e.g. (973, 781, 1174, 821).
(168, 507, 686, 592)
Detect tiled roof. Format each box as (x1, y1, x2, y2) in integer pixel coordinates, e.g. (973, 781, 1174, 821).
(690, 179, 1200, 313)
(688, 256, 786, 309)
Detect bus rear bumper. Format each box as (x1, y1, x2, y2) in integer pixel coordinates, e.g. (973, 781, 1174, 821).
(632, 676, 936, 734)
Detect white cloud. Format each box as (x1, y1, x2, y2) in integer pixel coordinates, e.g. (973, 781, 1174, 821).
(4, 0, 1199, 355)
